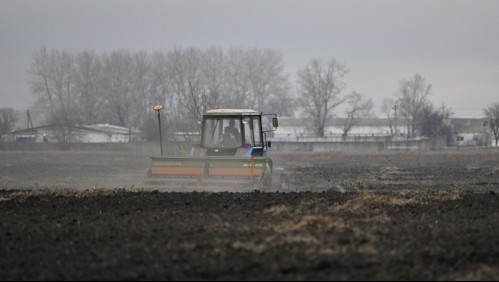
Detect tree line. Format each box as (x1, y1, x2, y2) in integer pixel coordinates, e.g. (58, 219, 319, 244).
(1, 46, 499, 144)
(27, 46, 295, 142)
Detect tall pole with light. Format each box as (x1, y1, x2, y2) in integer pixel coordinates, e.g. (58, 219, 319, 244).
(153, 104, 165, 155)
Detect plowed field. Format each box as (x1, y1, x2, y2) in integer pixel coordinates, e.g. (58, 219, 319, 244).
(1, 149, 499, 280)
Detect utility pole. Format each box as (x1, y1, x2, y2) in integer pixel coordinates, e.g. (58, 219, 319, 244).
(26, 110, 33, 129)
(153, 104, 165, 155)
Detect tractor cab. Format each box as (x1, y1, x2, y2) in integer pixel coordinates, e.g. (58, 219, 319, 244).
(189, 109, 277, 158)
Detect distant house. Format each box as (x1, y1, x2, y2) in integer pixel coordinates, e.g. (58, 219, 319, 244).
(8, 124, 142, 143)
(447, 118, 492, 147)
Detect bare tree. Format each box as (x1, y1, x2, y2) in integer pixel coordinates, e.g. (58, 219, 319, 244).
(417, 102, 453, 138)
(0, 108, 18, 141)
(245, 48, 289, 113)
(484, 102, 499, 146)
(145, 51, 171, 141)
(29, 47, 80, 143)
(297, 58, 348, 137)
(397, 73, 432, 137)
(381, 97, 396, 136)
(342, 92, 374, 136)
(130, 51, 151, 131)
(200, 47, 226, 112)
(149, 51, 170, 109)
(223, 47, 291, 114)
(75, 50, 104, 124)
(437, 103, 454, 120)
(167, 48, 206, 126)
(224, 48, 252, 108)
(266, 89, 295, 117)
(101, 50, 138, 128)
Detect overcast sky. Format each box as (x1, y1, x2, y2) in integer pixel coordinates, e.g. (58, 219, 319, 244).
(1, 0, 499, 117)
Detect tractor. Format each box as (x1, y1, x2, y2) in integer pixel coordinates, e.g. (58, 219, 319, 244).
(142, 108, 288, 192)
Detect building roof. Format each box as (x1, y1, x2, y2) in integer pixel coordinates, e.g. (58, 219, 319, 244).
(79, 124, 141, 134)
(449, 118, 489, 133)
(278, 117, 392, 127)
(10, 124, 141, 135)
(205, 109, 259, 115)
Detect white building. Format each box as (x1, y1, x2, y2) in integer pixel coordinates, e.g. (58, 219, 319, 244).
(8, 124, 142, 143)
(274, 117, 407, 140)
(447, 118, 492, 147)
(272, 117, 494, 146)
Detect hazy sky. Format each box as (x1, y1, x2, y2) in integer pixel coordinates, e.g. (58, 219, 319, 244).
(1, 0, 499, 117)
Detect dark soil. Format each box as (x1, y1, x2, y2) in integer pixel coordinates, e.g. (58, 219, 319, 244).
(1, 149, 499, 280)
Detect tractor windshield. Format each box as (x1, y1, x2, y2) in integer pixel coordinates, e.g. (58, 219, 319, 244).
(202, 117, 242, 148)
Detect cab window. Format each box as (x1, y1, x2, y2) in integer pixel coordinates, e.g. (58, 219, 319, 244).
(253, 117, 262, 146)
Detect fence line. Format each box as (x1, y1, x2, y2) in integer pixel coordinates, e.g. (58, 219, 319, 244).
(271, 136, 448, 152)
(2, 137, 496, 153)
(270, 135, 425, 143)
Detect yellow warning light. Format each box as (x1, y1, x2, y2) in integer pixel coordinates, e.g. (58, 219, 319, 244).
(153, 104, 164, 111)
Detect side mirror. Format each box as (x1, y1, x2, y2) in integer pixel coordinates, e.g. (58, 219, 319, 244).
(272, 117, 278, 128)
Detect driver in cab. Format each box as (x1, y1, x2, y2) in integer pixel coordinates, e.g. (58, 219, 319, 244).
(223, 119, 241, 145)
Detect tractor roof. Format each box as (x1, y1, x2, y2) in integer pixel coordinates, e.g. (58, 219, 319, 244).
(205, 109, 259, 116)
